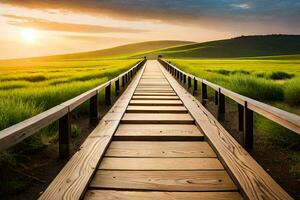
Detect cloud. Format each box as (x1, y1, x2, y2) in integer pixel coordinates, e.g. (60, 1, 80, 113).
(64, 34, 127, 42)
(3, 14, 145, 33)
(1, 0, 300, 33)
(231, 3, 251, 10)
(1, 0, 300, 21)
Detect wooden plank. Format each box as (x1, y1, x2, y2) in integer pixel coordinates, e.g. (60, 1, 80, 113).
(90, 170, 237, 191)
(136, 86, 172, 89)
(137, 85, 171, 88)
(39, 61, 146, 200)
(136, 87, 173, 90)
(132, 96, 179, 100)
(121, 113, 194, 124)
(99, 158, 224, 170)
(139, 83, 169, 86)
(130, 100, 182, 106)
(114, 124, 203, 141)
(141, 77, 165, 79)
(105, 141, 216, 157)
(160, 60, 292, 200)
(126, 106, 187, 113)
(116, 124, 201, 136)
(84, 190, 243, 200)
(134, 92, 176, 96)
(135, 90, 174, 93)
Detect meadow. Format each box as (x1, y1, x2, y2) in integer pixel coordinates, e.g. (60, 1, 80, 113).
(0, 58, 139, 132)
(168, 55, 300, 108)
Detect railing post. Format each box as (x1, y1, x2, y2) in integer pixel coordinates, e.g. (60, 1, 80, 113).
(180, 72, 183, 82)
(59, 113, 71, 159)
(238, 104, 244, 131)
(105, 83, 111, 106)
(122, 75, 125, 87)
(177, 70, 180, 79)
(125, 73, 128, 83)
(184, 74, 186, 84)
(115, 78, 120, 96)
(201, 82, 207, 104)
(188, 76, 192, 88)
(193, 78, 198, 95)
(218, 88, 225, 120)
(89, 93, 98, 125)
(243, 102, 253, 149)
(214, 91, 219, 105)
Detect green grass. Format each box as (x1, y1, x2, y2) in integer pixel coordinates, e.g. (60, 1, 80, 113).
(167, 56, 300, 107)
(284, 78, 300, 106)
(0, 58, 139, 131)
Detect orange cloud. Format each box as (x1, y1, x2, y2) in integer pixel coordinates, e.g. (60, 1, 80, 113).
(3, 14, 146, 33)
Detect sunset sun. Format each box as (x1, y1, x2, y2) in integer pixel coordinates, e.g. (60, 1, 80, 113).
(21, 29, 38, 43)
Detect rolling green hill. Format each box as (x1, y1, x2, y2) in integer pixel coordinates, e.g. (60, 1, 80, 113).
(4, 40, 194, 62)
(138, 35, 300, 59)
(3, 35, 300, 61)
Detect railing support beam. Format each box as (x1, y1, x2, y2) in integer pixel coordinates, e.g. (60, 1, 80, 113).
(89, 94, 98, 125)
(122, 76, 125, 87)
(59, 113, 71, 159)
(188, 76, 192, 88)
(105, 83, 111, 106)
(243, 102, 253, 149)
(215, 90, 219, 105)
(201, 82, 207, 104)
(115, 79, 120, 96)
(238, 104, 244, 131)
(193, 78, 198, 95)
(218, 89, 225, 120)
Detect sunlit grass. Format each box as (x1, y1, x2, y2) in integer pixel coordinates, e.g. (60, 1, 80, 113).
(169, 57, 300, 107)
(0, 58, 139, 131)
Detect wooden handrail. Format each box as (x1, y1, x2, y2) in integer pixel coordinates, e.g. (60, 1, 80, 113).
(158, 58, 300, 148)
(0, 59, 146, 154)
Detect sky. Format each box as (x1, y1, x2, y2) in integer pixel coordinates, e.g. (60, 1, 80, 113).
(0, 0, 299, 59)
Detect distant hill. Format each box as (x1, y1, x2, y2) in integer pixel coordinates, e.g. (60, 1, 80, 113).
(138, 35, 300, 59)
(4, 35, 300, 61)
(29, 40, 194, 61)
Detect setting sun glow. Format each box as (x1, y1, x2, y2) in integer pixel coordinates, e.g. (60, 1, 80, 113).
(21, 29, 38, 43)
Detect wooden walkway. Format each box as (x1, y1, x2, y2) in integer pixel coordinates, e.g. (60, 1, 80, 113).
(40, 60, 292, 200)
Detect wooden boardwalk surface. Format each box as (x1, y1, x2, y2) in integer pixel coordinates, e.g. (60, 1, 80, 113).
(85, 60, 240, 199)
(40, 60, 292, 200)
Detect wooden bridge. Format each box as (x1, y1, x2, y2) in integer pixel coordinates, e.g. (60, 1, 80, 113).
(1, 59, 298, 199)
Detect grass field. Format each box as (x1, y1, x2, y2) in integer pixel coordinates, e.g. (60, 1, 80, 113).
(168, 55, 300, 106)
(0, 58, 140, 132)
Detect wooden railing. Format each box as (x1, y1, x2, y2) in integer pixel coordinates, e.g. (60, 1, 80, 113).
(0, 59, 146, 157)
(158, 58, 300, 149)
